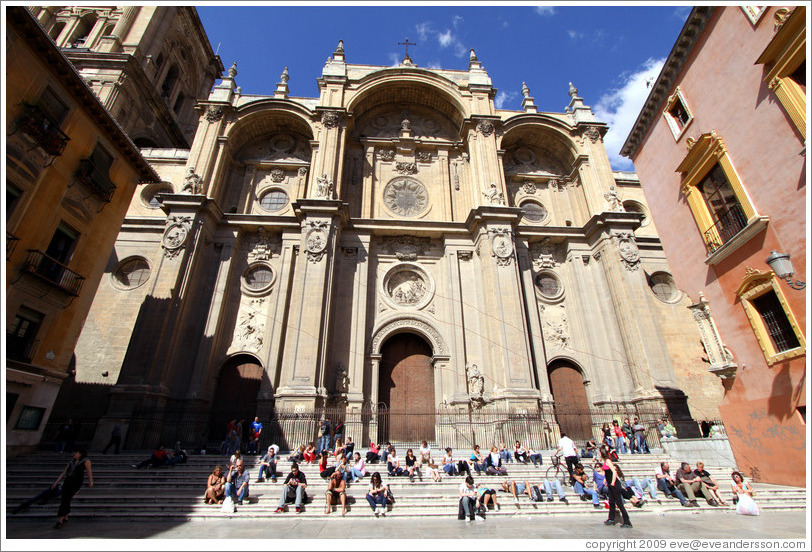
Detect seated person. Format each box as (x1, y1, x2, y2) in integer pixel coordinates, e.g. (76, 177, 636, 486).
(379, 442, 392, 464)
(539, 478, 568, 504)
(426, 461, 443, 482)
(655, 462, 691, 507)
(419, 440, 433, 467)
(675, 461, 717, 506)
(333, 438, 347, 459)
(514, 441, 529, 463)
(485, 446, 508, 475)
(442, 448, 459, 476)
(469, 445, 487, 475)
(205, 465, 225, 505)
(459, 476, 479, 522)
(366, 442, 380, 464)
(131, 445, 168, 469)
(572, 463, 601, 508)
(497, 442, 514, 464)
(324, 470, 347, 515)
(501, 479, 531, 504)
(695, 462, 727, 505)
(224, 459, 250, 505)
(288, 445, 305, 463)
(274, 463, 308, 513)
(256, 446, 278, 482)
(477, 483, 500, 511)
(404, 448, 421, 481)
(347, 452, 367, 483)
(387, 448, 404, 476)
(730, 471, 755, 505)
(629, 476, 660, 504)
(580, 438, 597, 459)
(166, 444, 188, 466)
(592, 463, 609, 499)
(319, 450, 336, 479)
(344, 437, 355, 460)
(528, 445, 543, 467)
(303, 442, 317, 464)
(366, 472, 388, 517)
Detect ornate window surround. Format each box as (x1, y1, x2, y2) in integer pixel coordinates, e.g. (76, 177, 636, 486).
(755, 7, 806, 140)
(735, 267, 806, 365)
(676, 131, 769, 265)
(740, 6, 766, 26)
(662, 87, 694, 141)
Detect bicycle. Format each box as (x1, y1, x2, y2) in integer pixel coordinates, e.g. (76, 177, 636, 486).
(545, 454, 570, 487)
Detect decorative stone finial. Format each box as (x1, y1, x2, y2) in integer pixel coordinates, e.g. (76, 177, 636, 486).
(280, 66, 289, 83)
(568, 82, 578, 98)
(522, 82, 530, 98)
(469, 49, 478, 62)
(227, 61, 238, 79)
(336, 40, 344, 53)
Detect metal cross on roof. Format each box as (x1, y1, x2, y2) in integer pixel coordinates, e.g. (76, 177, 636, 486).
(398, 37, 416, 61)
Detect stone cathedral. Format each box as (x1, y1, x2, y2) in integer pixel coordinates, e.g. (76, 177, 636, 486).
(43, 8, 723, 449)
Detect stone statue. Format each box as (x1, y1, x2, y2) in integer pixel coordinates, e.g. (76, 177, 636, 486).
(483, 183, 505, 206)
(466, 362, 484, 399)
(604, 186, 624, 212)
(335, 362, 349, 394)
(314, 173, 333, 199)
(181, 167, 202, 194)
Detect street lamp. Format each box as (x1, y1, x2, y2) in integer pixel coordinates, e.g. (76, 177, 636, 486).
(765, 250, 806, 290)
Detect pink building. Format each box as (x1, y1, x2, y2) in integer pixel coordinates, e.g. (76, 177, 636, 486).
(622, 6, 806, 486)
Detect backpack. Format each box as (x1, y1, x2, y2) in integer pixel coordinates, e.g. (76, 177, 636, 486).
(530, 485, 544, 502)
(609, 450, 619, 462)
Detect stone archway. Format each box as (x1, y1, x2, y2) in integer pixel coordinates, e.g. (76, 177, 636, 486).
(548, 359, 593, 442)
(379, 333, 435, 442)
(208, 354, 263, 442)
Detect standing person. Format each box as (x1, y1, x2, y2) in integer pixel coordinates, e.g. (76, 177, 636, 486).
(324, 470, 347, 516)
(275, 462, 308, 513)
(248, 416, 262, 455)
(225, 420, 239, 456)
(600, 445, 632, 529)
(632, 418, 649, 454)
(102, 421, 122, 455)
(224, 459, 250, 505)
(611, 420, 628, 453)
(54, 419, 74, 454)
(601, 422, 613, 446)
(555, 432, 579, 484)
(621, 418, 635, 453)
(317, 418, 332, 454)
(53, 449, 93, 529)
(332, 419, 345, 449)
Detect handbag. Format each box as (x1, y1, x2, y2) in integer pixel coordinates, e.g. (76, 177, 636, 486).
(220, 495, 236, 513)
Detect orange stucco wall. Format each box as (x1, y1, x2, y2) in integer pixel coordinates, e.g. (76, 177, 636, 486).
(629, 7, 806, 486)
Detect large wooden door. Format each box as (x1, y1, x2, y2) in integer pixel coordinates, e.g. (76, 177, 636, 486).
(548, 362, 593, 442)
(209, 355, 263, 441)
(379, 333, 435, 442)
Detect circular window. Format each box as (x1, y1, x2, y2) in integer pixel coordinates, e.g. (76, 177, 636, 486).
(140, 182, 173, 209)
(113, 257, 150, 290)
(535, 271, 563, 301)
(623, 200, 649, 226)
(259, 189, 288, 212)
(244, 264, 274, 291)
(520, 200, 548, 223)
(649, 272, 678, 303)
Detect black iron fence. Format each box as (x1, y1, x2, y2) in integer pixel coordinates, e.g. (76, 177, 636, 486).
(38, 402, 725, 453)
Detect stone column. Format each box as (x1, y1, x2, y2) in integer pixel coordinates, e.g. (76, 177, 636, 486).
(98, 6, 139, 53)
(275, 199, 348, 409)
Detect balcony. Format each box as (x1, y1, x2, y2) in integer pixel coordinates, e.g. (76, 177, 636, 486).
(75, 158, 116, 203)
(7, 233, 20, 259)
(15, 102, 70, 157)
(22, 250, 85, 296)
(703, 203, 749, 255)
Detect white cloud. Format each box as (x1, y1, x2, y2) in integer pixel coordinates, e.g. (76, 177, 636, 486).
(568, 30, 583, 40)
(427, 60, 442, 70)
(495, 90, 519, 110)
(452, 15, 463, 29)
(416, 22, 431, 42)
(535, 7, 556, 16)
(388, 52, 401, 67)
(438, 29, 454, 47)
(593, 57, 665, 171)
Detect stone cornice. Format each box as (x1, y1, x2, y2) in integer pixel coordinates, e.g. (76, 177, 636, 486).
(7, 7, 159, 183)
(620, 7, 715, 160)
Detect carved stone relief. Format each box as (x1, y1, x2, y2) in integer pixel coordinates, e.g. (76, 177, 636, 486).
(475, 120, 495, 137)
(529, 238, 565, 269)
(245, 228, 281, 261)
(503, 146, 565, 176)
(312, 173, 334, 199)
(358, 111, 452, 140)
(520, 181, 537, 195)
(162, 215, 193, 258)
(386, 270, 427, 306)
(370, 317, 448, 355)
(483, 183, 506, 206)
(614, 232, 640, 271)
(304, 219, 330, 263)
(270, 168, 285, 183)
(582, 126, 602, 143)
(377, 149, 395, 162)
(383, 177, 428, 217)
(466, 362, 485, 406)
(321, 110, 341, 129)
(490, 228, 514, 266)
(395, 162, 417, 175)
(181, 166, 203, 194)
(383, 235, 431, 261)
(334, 362, 349, 394)
(232, 298, 266, 353)
(542, 304, 570, 350)
(416, 151, 433, 163)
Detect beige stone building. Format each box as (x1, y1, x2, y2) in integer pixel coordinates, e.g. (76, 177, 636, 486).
(56, 26, 722, 450)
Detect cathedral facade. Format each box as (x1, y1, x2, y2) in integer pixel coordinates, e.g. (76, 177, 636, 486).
(55, 28, 723, 449)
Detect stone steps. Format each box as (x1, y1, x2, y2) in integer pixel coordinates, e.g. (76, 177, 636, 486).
(7, 451, 802, 522)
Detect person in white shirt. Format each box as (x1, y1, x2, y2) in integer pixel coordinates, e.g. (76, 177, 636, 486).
(347, 452, 366, 483)
(514, 441, 529, 463)
(418, 440, 432, 467)
(459, 476, 481, 523)
(555, 432, 579, 485)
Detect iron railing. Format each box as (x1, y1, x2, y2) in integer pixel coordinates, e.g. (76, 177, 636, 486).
(704, 203, 748, 254)
(37, 402, 696, 454)
(75, 158, 116, 203)
(22, 249, 85, 296)
(7, 232, 20, 259)
(15, 102, 70, 156)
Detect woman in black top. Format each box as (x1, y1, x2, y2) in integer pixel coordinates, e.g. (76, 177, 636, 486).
(54, 449, 93, 529)
(404, 448, 421, 482)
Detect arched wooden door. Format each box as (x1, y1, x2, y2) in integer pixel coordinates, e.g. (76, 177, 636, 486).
(208, 355, 263, 442)
(548, 361, 593, 442)
(379, 333, 435, 442)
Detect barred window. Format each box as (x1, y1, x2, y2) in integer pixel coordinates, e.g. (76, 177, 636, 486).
(751, 290, 801, 353)
(259, 190, 288, 212)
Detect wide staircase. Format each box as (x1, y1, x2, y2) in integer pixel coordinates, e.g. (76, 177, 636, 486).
(5, 448, 805, 521)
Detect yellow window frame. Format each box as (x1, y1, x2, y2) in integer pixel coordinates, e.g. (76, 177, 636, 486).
(756, 7, 806, 140)
(676, 131, 757, 252)
(735, 267, 806, 365)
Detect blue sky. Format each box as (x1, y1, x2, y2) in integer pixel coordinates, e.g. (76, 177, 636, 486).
(198, 4, 692, 170)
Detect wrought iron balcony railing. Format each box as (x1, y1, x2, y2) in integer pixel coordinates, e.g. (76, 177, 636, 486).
(7, 232, 20, 259)
(15, 102, 70, 157)
(22, 249, 85, 296)
(703, 203, 748, 254)
(75, 158, 116, 203)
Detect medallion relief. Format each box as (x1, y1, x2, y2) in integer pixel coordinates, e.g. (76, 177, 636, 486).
(161, 215, 193, 259)
(380, 262, 435, 310)
(614, 231, 641, 271)
(383, 177, 429, 218)
(490, 228, 514, 266)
